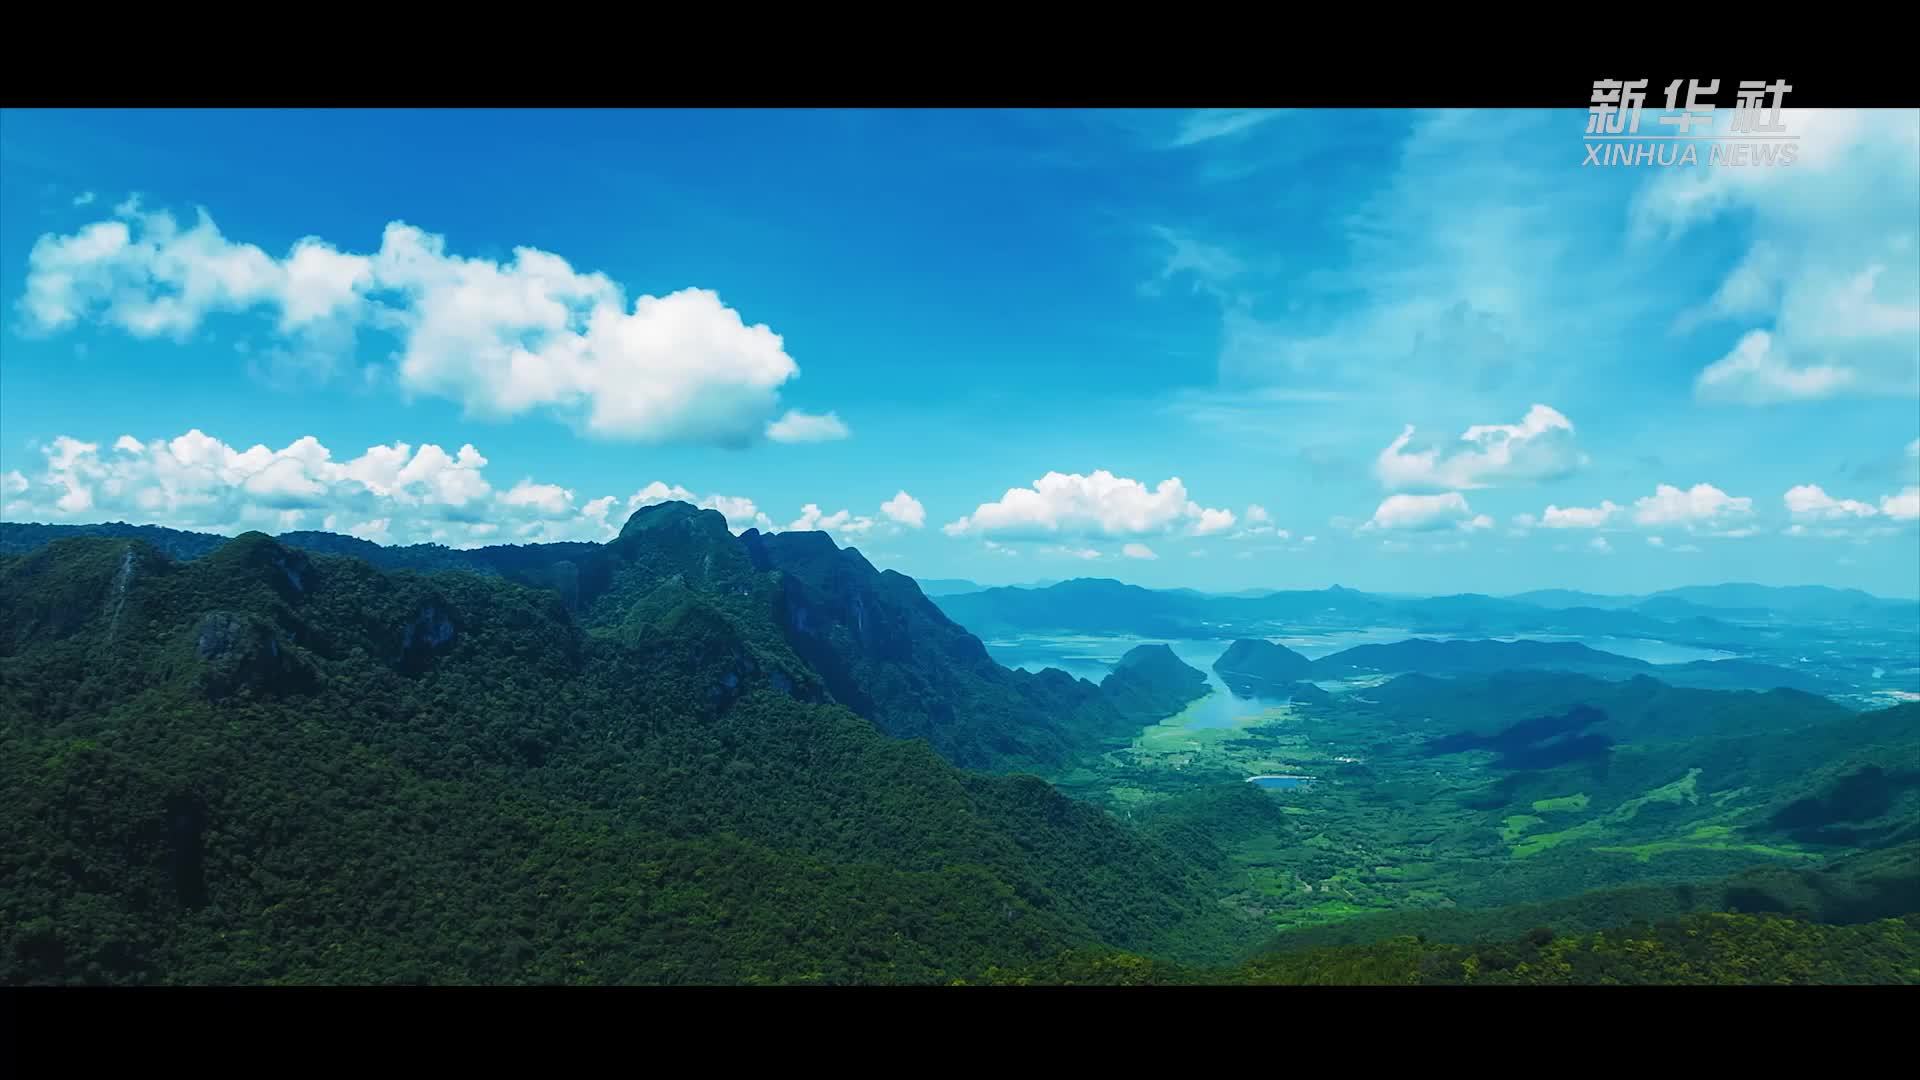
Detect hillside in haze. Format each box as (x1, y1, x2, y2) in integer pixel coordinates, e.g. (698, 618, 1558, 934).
(1212, 639, 1315, 692)
(1297, 638, 1842, 694)
(929, 576, 1918, 643)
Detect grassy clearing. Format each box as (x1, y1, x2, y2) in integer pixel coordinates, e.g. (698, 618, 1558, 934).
(1510, 769, 1708, 857)
(1512, 819, 1608, 858)
(1501, 815, 1545, 842)
(1531, 793, 1590, 813)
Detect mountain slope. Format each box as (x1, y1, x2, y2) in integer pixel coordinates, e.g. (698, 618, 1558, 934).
(1098, 645, 1210, 723)
(1, 517, 1196, 775)
(0, 517, 1258, 985)
(738, 528, 1160, 771)
(1212, 638, 1316, 697)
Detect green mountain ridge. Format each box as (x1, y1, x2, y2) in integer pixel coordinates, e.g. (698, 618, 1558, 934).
(0, 511, 1255, 984)
(1098, 644, 1211, 723)
(1212, 638, 1315, 689)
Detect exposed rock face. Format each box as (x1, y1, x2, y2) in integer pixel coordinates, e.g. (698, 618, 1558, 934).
(192, 610, 313, 700)
(401, 604, 456, 652)
(105, 547, 137, 642)
(738, 525, 1139, 770)
(195, 611, 255, 661)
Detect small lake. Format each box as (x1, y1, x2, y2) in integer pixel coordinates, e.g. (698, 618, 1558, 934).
(1247, 775, 1315, 790)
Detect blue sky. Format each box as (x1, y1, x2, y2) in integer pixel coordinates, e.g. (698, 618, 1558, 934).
(2, 107, 1916, 596)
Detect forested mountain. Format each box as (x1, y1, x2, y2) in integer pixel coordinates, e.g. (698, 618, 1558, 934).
(0, 508, 1260, 985)
(0, 514, 1188, 774)
(983, 841, 1920, 984)
(735, 527, 1181, 771)
(998, 912, 1920, 985)
(1212, 639, 1315, 692)
(5, 512, 1917, 986)
(1097, 645, 1210, 723)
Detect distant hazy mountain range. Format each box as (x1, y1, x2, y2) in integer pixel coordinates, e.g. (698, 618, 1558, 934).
(6, 524, 1910, 626)
(927, 576, 1917, 645)
(1209, 636, 1841, 695)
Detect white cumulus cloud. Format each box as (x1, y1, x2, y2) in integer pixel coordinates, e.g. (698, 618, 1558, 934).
(1540, 500, 1622, 529)
(776, 504, 879, 537)
(497, 480, 575, 518)
(0, 427, 783, 546)
(1631, 482, 1756, 533)
(1360, 492, 1493, 533)
(1784, 484, 1879, 521)
(1121, 542, 1159, 560)
(1374, 405, 1586, 492)
(943, 470, 1234, 540)
(1882, 486, 1920, 521)
(17, 203, 826, 446)
(880, 491, 925, 528)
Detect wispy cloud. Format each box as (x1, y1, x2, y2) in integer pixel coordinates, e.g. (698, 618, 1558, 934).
(1166, 109, 1288, 148)
(766, 410, 852, 443)
(1140, 225, 1244, 299)
(1150, 110, 1656, 451)
(1635, 109, 1920, 404)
